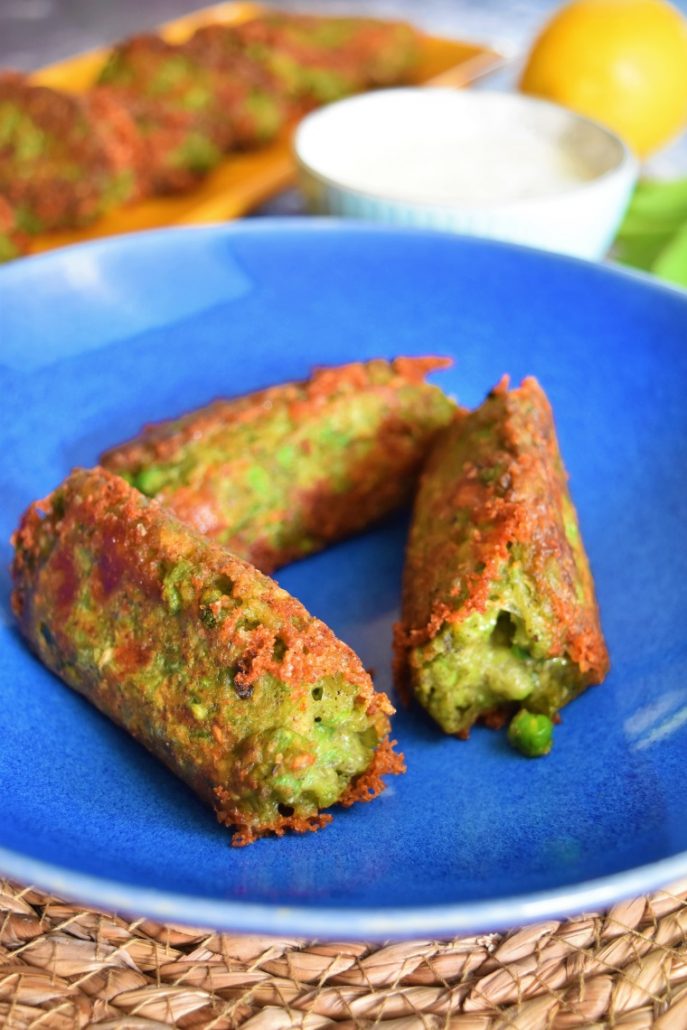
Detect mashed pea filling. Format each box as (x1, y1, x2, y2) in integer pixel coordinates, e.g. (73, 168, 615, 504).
(225, 680, 380, 824)
(413, 563, 586, 735)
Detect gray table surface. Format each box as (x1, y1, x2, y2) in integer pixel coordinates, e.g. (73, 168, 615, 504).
(0, 0, 568, 69)
(1, 0, 684, 214)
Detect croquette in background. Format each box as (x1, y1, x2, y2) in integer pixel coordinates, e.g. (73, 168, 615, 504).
(0, 12, 421, 255)
(97, 34, 252, 191)
(195, 13, 420, 114)
(0, 71, 147, 232)
(0, 194, 28, 260)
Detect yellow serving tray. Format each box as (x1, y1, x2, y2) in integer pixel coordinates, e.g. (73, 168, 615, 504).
(27, 2, 503, 254)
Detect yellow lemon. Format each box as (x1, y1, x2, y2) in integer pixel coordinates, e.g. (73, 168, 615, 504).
(520, 0, 687, 157)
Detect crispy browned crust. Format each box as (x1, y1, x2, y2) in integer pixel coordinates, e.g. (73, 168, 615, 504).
(101, 357, 454, 573)
(11, 470, 378, 698)
(103, 357, 451, 466)
(339, 736, 406, 806)
(214, 788, 332, 847)
(395, 375, 609, 688)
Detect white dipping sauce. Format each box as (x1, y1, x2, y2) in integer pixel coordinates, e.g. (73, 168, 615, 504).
(331, 133, 596, 204)
(297, 89, 618, 207)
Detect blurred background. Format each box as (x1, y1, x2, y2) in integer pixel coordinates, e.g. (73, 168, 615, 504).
(0, 1, 586, 69)
(1, 0, 687, 278)
(3, 0, 685, 175)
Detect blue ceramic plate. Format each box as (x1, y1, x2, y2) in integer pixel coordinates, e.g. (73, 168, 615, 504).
(1, 222, 686, 939)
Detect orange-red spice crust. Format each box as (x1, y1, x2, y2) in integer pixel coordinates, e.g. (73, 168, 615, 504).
(101, 357, 456, 573)
(104, 357, 451, 464)
(395, 375, 609, 703)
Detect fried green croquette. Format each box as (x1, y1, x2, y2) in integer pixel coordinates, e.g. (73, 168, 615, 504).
(97, 35, 236, 191)
(12, 467, 404, 845)
(0, 72, 146, 231)
(101, 357, 456, 574)
(181, 29, 286, 147)
(190, 14, 420, 116)
(395, 376, 609, 746)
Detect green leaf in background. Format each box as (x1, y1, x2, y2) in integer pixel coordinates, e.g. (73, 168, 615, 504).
(652, 224, 687, 287)
(615, 178, 687, 288)
(614, 229, 675, 273)
(621, 177, 687, 229)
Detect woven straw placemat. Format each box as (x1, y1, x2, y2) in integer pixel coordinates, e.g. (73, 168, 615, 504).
(2, 879, 687, 1028)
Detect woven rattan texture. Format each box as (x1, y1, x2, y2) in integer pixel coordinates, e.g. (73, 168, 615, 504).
(2, 880, 687, 1028)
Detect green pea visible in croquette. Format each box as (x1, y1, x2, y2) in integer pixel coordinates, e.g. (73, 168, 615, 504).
(508, 709, 554, 757)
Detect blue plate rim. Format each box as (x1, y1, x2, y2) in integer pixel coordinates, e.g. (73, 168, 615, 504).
(4, 216, 687, 304)
(3, 219, 687, 938)
(1, 843, 686, 938)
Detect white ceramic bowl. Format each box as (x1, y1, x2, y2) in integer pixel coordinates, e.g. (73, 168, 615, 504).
(294, 89, 638, 260)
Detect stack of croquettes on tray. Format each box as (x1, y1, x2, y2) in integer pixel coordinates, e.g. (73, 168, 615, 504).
(0, 11, 420, 257)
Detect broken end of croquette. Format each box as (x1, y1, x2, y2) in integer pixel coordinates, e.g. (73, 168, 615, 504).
(216, 797, 333, 848)
(214, 735, 405, 846)
(339, 736, 406, 808)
